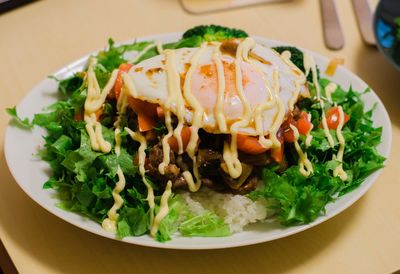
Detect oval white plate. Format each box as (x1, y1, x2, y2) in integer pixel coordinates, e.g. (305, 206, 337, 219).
(4, 33, 392, 249)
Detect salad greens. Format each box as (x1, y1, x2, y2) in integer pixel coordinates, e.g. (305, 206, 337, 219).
(7, 25, 385, 242)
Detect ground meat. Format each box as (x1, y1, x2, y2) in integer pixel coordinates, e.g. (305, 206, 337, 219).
(239, 151, 271, 166)
(146, 143, 181, 184)
(232, 175, 259, 195)
(172, 175, 188, 190)
(197, 149, 223, 177)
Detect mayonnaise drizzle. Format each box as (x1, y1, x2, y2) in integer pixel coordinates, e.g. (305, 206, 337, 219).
(102, 84, 131, 232)
(325, 82, 337, 104)
(223, 38, 256, 179)
(182, 43, 208, 191)
(125, 127, 155, 226)
(159, 49, 187, 174)
(290, 124, 313, 176)
(333, 106, 348, 181)
(304, 53, 334, 147)
(150, 180, 172, 237)
(129, 43, 155, 64)
(213, 45, 228, 132)
(156, 41, 164, 55)
(102, 166, 126, 232)
(304, 113, 313, 148)
(84, 57, 118, 153)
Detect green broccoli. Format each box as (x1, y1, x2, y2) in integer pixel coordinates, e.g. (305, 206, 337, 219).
(273, 46, 319, 82)
(182, 25, 248, 42)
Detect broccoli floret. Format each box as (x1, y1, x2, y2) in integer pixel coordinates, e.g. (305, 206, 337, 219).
(182, 25, 248, 42)
(273, 46, 319, 82)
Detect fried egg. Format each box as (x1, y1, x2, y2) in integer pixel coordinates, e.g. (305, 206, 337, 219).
(125, 40, 308, 135)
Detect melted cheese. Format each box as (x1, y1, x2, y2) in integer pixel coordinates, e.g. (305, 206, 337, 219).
(150, 180, 172, 237)
(333, 106, 348, 181)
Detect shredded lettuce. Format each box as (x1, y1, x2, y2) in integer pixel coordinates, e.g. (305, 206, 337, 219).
(250, 78, 385, 225)
(6, 106, 33, 129)
(7, 34, 385, 242)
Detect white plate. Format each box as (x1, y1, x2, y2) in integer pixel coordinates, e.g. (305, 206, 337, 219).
(4, 33, 392, 249)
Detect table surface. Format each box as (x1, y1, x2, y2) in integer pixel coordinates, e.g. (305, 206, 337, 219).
(1, 0, 400, 273)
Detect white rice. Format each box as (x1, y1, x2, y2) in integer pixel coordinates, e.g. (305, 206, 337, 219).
(180, 188, 268, 233)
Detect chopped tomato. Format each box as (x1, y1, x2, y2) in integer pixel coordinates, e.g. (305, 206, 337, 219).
(271, 128, 285, 163)
(236, 134, 269, 155)
(325, 106, 350, 130)
(282, 111, 313, 143)
(296, 111, 313, 135)
(127, 97, 158, 132)
(156, 106, 165, 118)
(114, 63, 133, 99)
(271, 144, 284, 163)
(168, 126, 191, 153)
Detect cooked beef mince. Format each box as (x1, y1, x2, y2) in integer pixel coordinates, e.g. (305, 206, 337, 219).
(197, 149, 223, 177)
(239, 151, 271, 166)
(231, 175, 259, 195)
(198, 129, 224, 150)
(143, 130, 261, 194)
(146, 143, 181, 184)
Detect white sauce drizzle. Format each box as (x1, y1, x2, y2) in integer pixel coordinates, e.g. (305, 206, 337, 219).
(102, 166, 126, 232)
(290, 124, 313, 176)
(159, 49, 187, 174)
(304, 53, 334, 147)
(325, 82, 337, 104)
(125, 127, 156, 227)
(182, 43, 208, 191)
(213, 45, 228, 132)
(84, 57, 118, 153)
(129, 43, 155, 64)
(223, 38, 256, 179)
(304, 112, 313, 148)
(102, 84, 130, 232)
(150, 180, 172, 237)
(156, 41, 164, 55)
(332, 106, 348, 181)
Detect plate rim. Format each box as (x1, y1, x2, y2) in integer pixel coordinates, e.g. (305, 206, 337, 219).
(4, 32, 393, 250)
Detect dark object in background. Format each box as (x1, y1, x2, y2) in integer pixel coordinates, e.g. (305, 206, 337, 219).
(374, 0, 400, 70)
(0, 0, 35, 14)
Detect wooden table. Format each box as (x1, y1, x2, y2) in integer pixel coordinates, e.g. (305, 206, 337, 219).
(1, 1, 399, 273)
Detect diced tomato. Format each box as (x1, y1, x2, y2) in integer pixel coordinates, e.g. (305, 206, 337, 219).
(168, 126, 191, 153)
(282, 111, 313, 143)
(325, 106, 350, 130)
(156, 106, 165, 118)
(296, 111, 313, 135)
(282, 115, 296, 143)
(271, 128, 284, 163)
(114, 63, 133, 99)
(236, 134, 269, 155)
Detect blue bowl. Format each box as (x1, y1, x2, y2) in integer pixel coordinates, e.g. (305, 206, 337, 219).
(374, 0, 400, 70)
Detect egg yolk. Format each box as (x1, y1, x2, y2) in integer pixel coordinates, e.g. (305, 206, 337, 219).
(190, 55, 269, 126)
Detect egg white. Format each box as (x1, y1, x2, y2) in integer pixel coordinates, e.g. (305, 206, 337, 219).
(125, 42, 307, 135)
